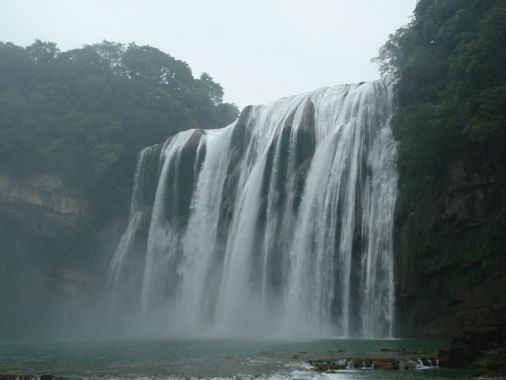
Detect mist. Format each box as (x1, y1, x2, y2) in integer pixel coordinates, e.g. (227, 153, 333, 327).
(3, 0, 502, 378)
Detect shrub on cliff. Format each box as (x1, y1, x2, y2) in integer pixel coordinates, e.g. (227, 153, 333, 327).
(0, 41, 238, 225)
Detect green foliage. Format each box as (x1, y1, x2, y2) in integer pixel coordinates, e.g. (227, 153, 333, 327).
(376, 0, 506, 323)
(0, 40, 239, 226)
(377, 0, 506, 167)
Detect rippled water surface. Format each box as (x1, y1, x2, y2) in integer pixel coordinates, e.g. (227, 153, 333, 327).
(0, 338, 473, 379)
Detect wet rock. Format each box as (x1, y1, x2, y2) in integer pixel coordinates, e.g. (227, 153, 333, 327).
(439, 323, 506, 372)
(295, 100, 316, 168)
(457, 326, 504, 351)
(373, 358, 399, 369)
(230, 105, 254, 158)
(0, 173, 84, 219)
(309, 359, 347, 371)
(300, 99, 316, 138)
(395, 155, 506, 339)
(308, 354, 439, 372)
(439, 346, 478, 368)
(399, 359, 418, 370)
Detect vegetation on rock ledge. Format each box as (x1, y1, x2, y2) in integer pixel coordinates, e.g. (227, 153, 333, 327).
(0, 40, 238, 225)
(375, 0, 506, 335)
(0, 41, 238, 339)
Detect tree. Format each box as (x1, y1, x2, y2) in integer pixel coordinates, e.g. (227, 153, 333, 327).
(0, 40, 239, 226)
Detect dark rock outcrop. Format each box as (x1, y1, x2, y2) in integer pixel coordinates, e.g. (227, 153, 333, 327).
(0, 171, 96, 340)
(309, 354, 438, 371)
(0, 172, 86, 237)
(395, 157, 506, 338)
(439, 322, 506, 374)
(170, 129, 206, 228)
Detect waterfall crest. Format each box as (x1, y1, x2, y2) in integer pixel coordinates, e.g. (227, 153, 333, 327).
(108, 78, 398, 338)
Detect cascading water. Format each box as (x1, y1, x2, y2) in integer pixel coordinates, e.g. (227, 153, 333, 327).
(108, 78, 398, 338)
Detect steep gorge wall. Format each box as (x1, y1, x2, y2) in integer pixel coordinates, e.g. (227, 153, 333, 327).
(0, 172, 84, 236)
(380, 0, 506, 338)
(0, 172, 102, 339)
(395, 157, 506, 337)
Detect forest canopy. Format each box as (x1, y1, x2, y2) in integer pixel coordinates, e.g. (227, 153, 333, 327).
(373, 0, 506, 320)
(0, 40, 239, 223)
(375, 0, 506, 175)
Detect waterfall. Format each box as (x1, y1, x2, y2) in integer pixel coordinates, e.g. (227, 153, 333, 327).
(108, 78, 398, 338)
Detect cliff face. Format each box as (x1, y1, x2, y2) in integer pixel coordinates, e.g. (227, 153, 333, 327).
(441, 161, 504, 235)
(0, 172, 97, 339)
(0, 172, 85, 236)
(378, 0, 506, 340)
(395, 158, 506, 337)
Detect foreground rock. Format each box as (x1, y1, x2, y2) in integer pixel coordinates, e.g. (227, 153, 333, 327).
(439, 322, 506, 375)
(307, 352, 438, 371)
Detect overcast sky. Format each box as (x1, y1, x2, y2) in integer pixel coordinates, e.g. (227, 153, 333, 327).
(0, 0, 417, 107)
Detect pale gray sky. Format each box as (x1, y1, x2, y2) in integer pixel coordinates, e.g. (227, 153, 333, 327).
(0, 0, 416, 107)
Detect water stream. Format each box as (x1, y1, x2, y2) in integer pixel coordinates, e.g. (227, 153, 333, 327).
(109, 78, 398, 339)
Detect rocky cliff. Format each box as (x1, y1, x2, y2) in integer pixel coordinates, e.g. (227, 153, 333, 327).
(0, 172, 85, 236)
(377, 0, 506, 340)
(0, 172, 98, 339)
(395, 157, 506, 337)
